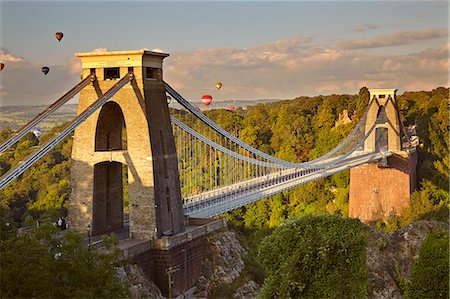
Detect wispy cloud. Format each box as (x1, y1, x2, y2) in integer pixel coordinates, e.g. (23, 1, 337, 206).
(0, 48, 25, 62)
(1, 31, 448, 106)
(92, 47, 108, 53)
(164, 33, 448, 100)
(340, 28, 448, 49)
(0, 49, 79, 106)
(354, 23, 380, 32)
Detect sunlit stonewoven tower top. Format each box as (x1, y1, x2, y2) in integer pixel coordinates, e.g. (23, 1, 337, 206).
(69, 49, 185, 240)
(364, 88, 401, 152)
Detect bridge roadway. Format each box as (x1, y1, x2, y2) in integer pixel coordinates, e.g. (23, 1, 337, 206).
(183, 151, 391, 218)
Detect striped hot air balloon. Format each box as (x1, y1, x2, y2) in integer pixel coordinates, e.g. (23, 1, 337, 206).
(201, 95, 213, 106)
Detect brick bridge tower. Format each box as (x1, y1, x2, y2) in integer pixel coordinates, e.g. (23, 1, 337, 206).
(349, 89, 417, 223)
(68, 50, 185, 239)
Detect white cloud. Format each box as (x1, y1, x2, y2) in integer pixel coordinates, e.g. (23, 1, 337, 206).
(340, 28, 448, 49)
(92, 47, 108, 53)
(354, 23, 380, 32)
(67, 57, 81, 75)
(0, 31, 448, 107)
(0, 48, 80, 106)
(0, 48, 25, 62)
(164, 32, 448, 100)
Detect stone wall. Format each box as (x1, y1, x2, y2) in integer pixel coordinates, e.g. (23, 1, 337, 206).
(133, 235, 206, 297)
(349, 152, 417, 222)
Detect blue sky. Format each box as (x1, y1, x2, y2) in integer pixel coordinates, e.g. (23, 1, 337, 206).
(0, 1, 448, 106)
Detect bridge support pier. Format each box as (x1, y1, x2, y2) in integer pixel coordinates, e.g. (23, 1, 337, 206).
(349, 151, 417, 223)
(130, 218, 227, 297)
(349, 88, 417, 223)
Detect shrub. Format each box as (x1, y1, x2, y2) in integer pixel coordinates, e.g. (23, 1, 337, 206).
(257, 214, 369, 298)
(405, 230, 449, 299)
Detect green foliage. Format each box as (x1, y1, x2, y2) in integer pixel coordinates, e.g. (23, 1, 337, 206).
(0, 127, 73, 223)
(405, 230, 449, 299)
(0, 127, 13, 143)
(399, 180, 449, 227)
(398, 88, 449, 192)
(0, 223, 130, 298)
(257, 214, 369, 299)
(355, 87, 370, 120)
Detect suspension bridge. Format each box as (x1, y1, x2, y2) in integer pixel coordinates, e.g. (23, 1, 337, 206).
(0, 50, 414, 224)
(0, 49, 417, 296)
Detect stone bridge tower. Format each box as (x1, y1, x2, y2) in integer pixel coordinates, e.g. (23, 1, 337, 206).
(68, 50, 185, 240)
(349, 89, 417, 223)
(363, 89, 401, 152)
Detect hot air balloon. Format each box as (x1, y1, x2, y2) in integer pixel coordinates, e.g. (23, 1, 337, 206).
(215, 82, 222, 89)
(41, 66, 49, 76)
(201, 95, 213, 106)
(0, 63, 4, 71)
(55, 32, 64, 42)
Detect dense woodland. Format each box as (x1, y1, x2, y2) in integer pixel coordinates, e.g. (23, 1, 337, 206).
(0, 87, 448, 298)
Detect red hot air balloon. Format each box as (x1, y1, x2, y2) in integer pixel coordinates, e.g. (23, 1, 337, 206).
(55, 32, 64, 42)
(41, 66, 50, 76)
(201, 95, 213, 106)
(0, 63, 4, 71)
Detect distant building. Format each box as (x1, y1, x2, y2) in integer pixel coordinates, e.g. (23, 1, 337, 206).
(335, 110, 352, 126)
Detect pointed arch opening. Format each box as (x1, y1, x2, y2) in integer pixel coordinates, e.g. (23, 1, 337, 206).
(95, 101, 127, 151)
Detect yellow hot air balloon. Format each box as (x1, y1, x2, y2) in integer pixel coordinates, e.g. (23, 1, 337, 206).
(215, 82, 222, 89)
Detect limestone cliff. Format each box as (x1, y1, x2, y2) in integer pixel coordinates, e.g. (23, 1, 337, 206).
(194, 230, 260, 299)
(366, 220, 447, 299)
(122, 220, 446, 299)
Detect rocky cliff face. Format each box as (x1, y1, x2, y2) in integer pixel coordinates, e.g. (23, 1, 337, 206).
(123, 220, 446, 299)
(366, 220, 447, 299)
(122, 230, 260, 299)
(194, 230, 260, 299)
(122, 263, 165, 299)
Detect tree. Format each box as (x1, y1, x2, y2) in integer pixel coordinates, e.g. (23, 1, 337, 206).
(257, 214, 369, 299)
(405, 230, 449, 299)
(313, 99, 334, 132)
(355, 87, 369, 120)
(0, 223, 130, 298)
(0, 127, 13, 143)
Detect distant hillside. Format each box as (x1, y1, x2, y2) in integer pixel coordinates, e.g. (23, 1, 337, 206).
(0, 99, 281, 132)
(0, 104, 78, 131)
